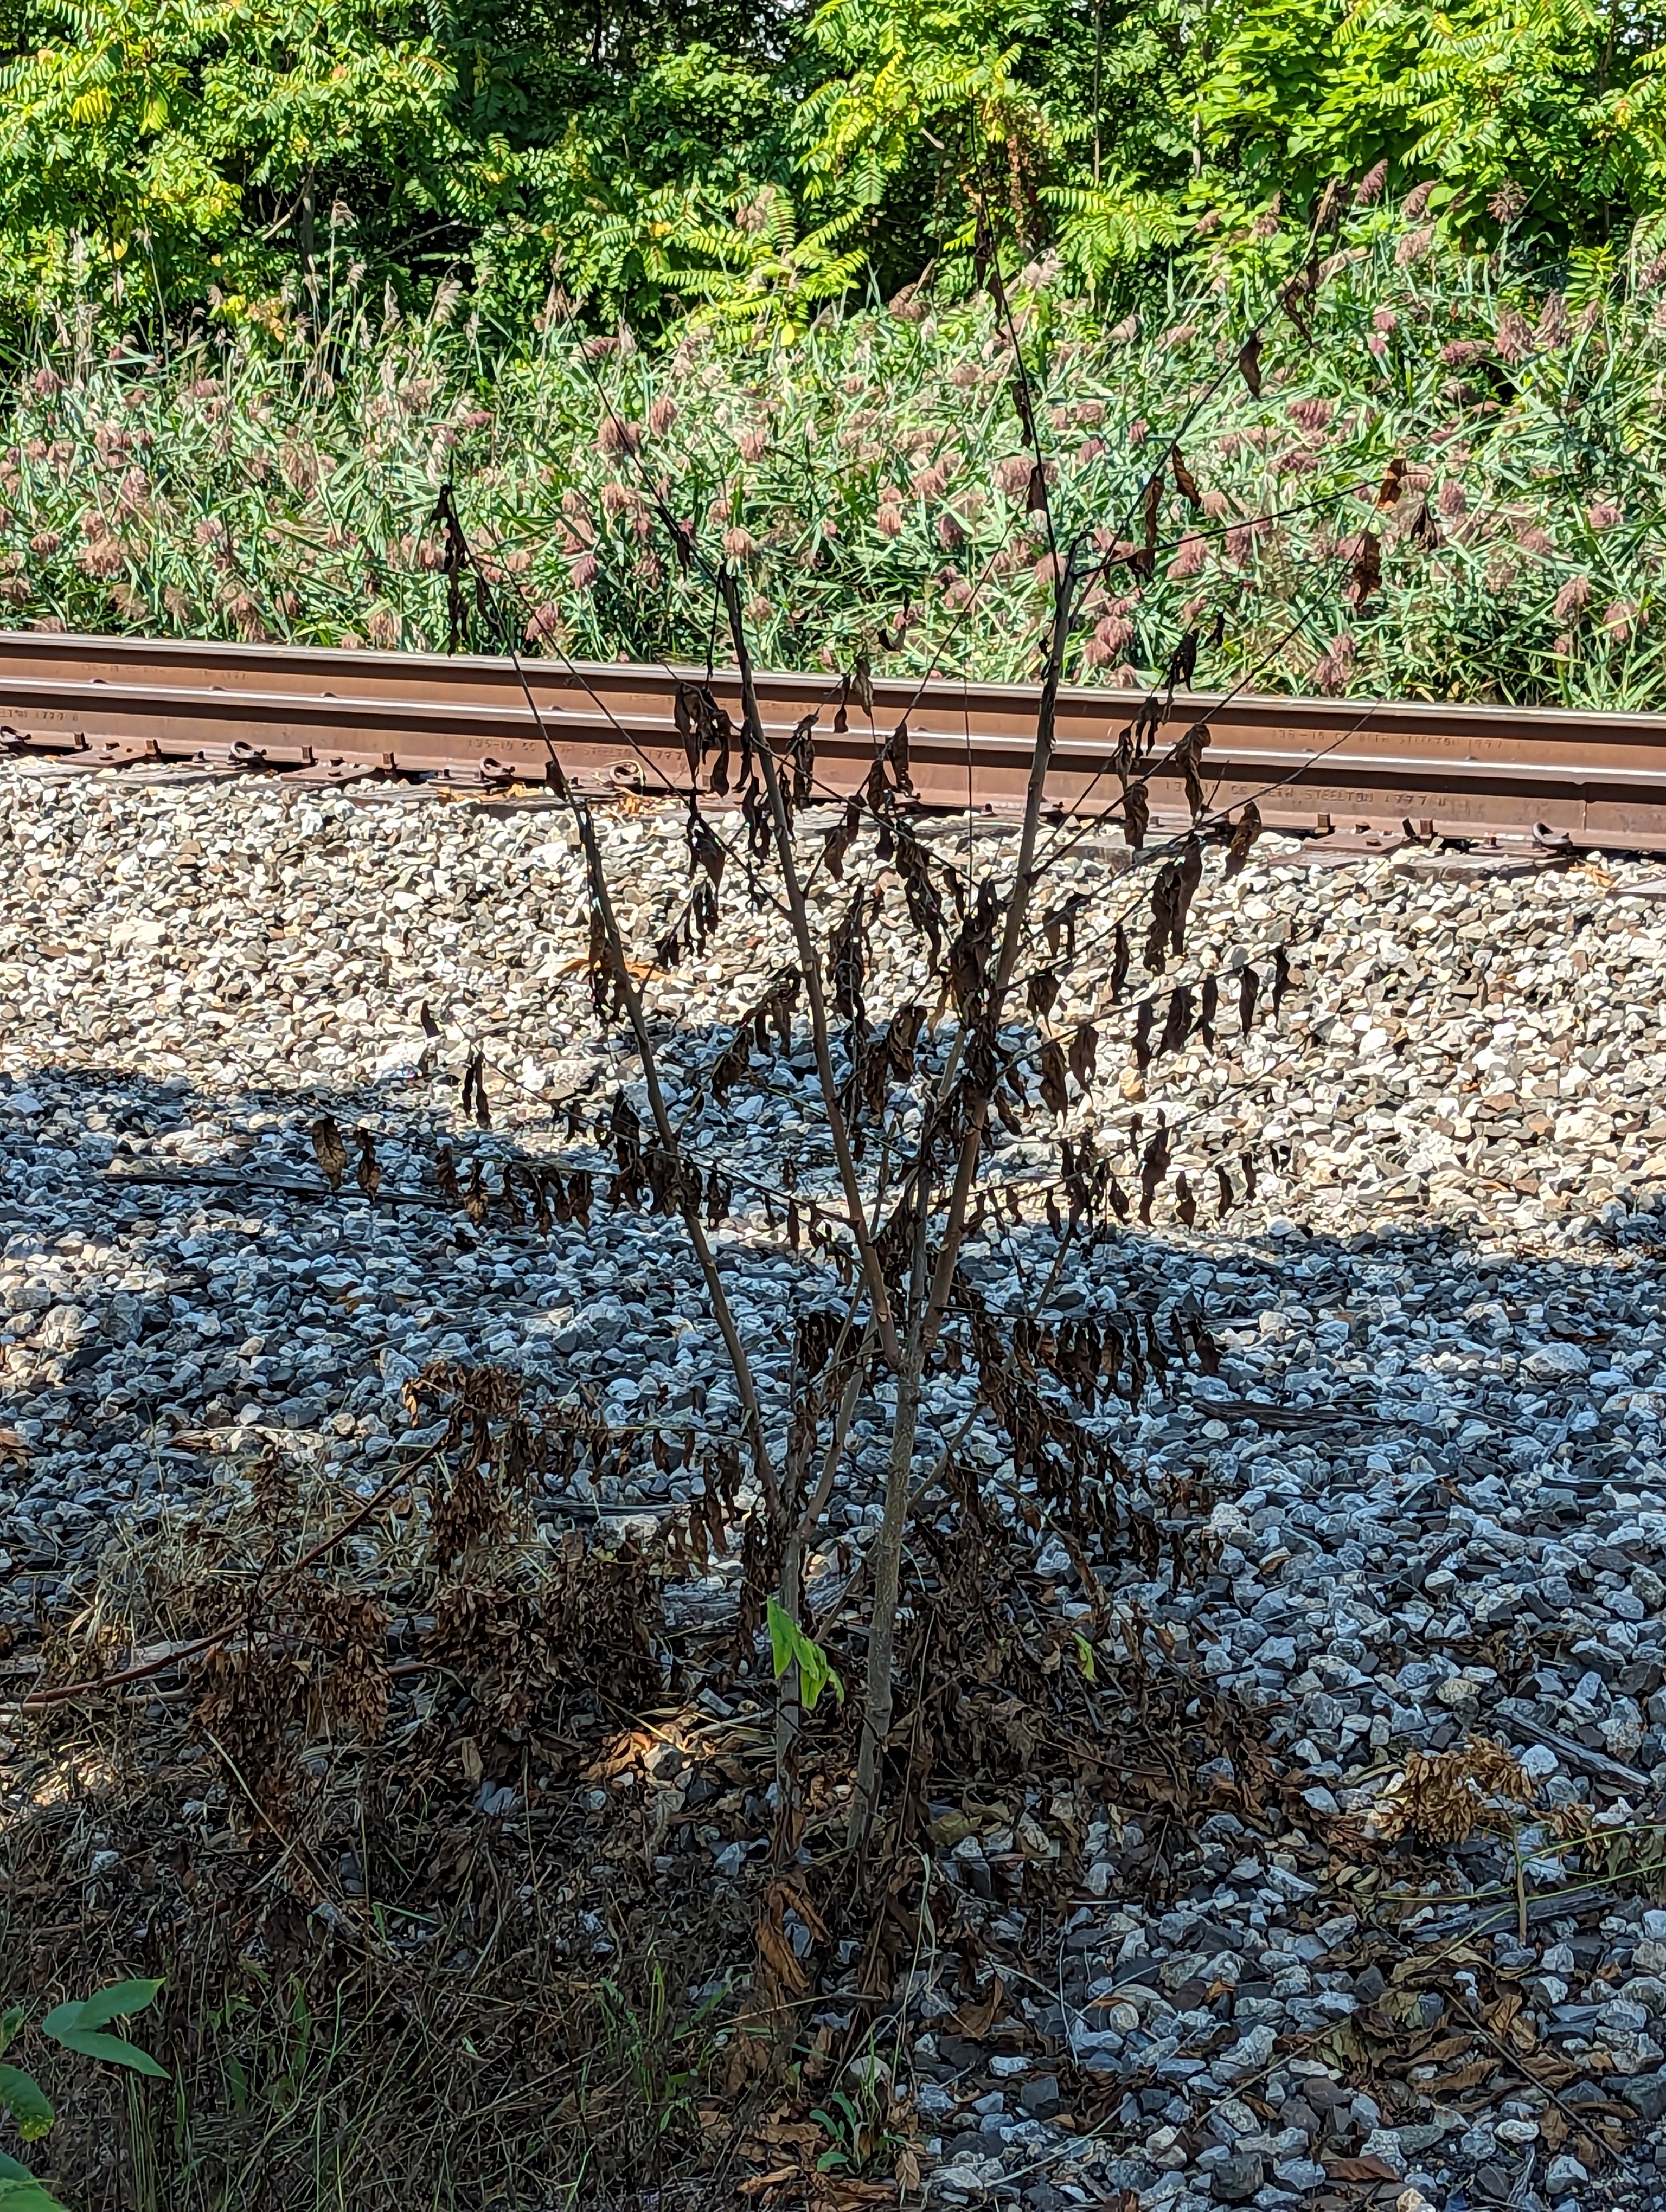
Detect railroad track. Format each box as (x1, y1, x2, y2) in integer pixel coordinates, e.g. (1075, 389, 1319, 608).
(4, 629, 1666, 848)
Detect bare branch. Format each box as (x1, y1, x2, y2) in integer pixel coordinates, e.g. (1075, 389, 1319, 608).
(568, 798, 780, 1520)
(718, 568, 905, 1375)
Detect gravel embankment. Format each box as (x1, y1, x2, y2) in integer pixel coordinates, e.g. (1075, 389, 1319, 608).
(5, 760, 1666, 2211)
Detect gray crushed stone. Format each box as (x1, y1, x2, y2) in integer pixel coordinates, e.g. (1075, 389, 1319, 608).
(5, 764, 1666, 2210)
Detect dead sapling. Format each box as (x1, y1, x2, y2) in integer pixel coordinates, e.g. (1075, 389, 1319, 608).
(847, 268, 1087, 1847)
(717, 567, 904, 1379)
(566, 798, 781, 1523)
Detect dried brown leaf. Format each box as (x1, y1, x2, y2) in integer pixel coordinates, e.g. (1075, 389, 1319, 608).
(1224, 800, 1263, 877)
(311, 1115, 348, 1191)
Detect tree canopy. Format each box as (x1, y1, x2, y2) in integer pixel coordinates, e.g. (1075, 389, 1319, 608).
(0, 0, 1663, 338)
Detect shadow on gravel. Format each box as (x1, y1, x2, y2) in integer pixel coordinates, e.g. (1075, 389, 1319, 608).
(3, 1052, 1666, 2209)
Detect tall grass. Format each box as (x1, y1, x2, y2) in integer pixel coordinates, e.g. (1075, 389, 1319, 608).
(6, 209, 1666, 708)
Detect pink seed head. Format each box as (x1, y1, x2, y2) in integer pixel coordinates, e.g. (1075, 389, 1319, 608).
(1312, 632, 1356, 693)
(1167, 535, 1206, 579)
(1494, 308, 1532, 364)
(78, 535, 127, 580)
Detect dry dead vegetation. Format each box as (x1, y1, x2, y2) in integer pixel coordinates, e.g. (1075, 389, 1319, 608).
(0, 1356, 1277, 2209)
(3, 1361, 1657, 2211)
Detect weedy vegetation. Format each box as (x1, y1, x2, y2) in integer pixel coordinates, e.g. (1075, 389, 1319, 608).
(4, 191, 1666, 710)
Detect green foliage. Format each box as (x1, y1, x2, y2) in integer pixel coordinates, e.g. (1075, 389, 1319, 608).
(794, 0, 1048, 275)
(465, 37, 801, 332)
(0, 1983, 166, 2212)
(0, 2008, 53, 2148)
(648, 184, 872, 338)
(41, 1981, 169, 2078)
(811, 2043, 908, 2175)
(812, 2085, 880, 2169)
(3, 203, 1666, 714)
(1197, 0, 1648, 241)
(0, 0, 466, 318)
(0, 0, 802, 335)
(1041, 175, 1192, 291)
(592, 1967, 725, 2142)
(0, 2070, 53, 2146)
(767, 1597, 844, 1710)
(0, 2178, 69, 2212)
(1, 0, 1663, 333)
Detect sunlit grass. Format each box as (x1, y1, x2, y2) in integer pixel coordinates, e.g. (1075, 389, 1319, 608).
(6, 211, 1665, 709)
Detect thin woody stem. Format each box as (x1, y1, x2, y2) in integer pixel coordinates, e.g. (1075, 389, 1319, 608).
(774, 1327, 872, 1792)
(719, 568, 905, 1375)
(918, 226, 1081, 1356)
(851, 1158, 933, 1847)
(569, 798, 779, 1519)
(922, 558, 1077, 1359)
(848, 231, 1079, 1847)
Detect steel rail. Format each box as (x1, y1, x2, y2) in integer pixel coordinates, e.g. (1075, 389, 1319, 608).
(3, 629, 1666, 847)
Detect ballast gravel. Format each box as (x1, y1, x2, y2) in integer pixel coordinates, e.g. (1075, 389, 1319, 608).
(5, 758, 1666, 2212)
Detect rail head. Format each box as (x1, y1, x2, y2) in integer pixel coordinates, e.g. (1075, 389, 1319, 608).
(4, 631, 1666, 845)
